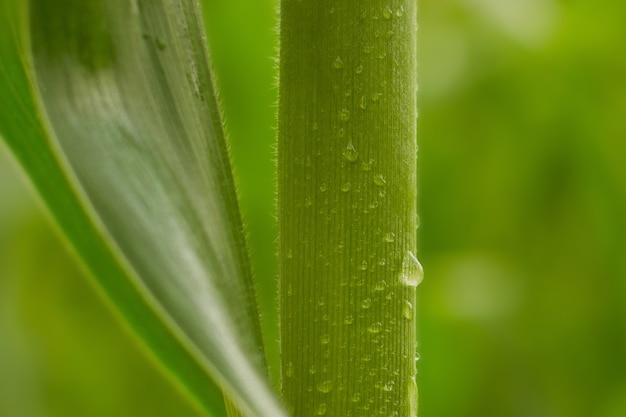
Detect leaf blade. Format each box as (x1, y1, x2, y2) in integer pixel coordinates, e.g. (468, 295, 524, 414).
(1, 1, 284, 416)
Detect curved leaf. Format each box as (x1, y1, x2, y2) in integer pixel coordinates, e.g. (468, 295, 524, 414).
(0, 1, 284, 416)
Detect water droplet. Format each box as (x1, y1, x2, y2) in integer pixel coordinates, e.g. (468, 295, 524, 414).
(416, 214, 421, 229)
(285, 362, 294, 377)
(369, 200, 379, 209)
(305, 196, 313, 207)
(321, 334, 331, 344)
(360, 260, 368, 270)
(342, 140, 358, 162)
(396, 5, 405, 17)
(362, 159, 374, 171)
(378, 258, 387, 266)
(415, 352, 421, 362)
(356, 64, 364, 74)
(338, 127, 345, 138)
(351, 393, 361, 403)
(317, 297, 325, 306)
(286, 248, 293, 258)
(363, 45, 372, 54)
(320, 183, 328, 192)
(383, 380, 395, 391)
(383, 5, 393, 19)
(340, 108, 350, 121)
(344, 314, 354, 324)
(345, 89, 352, 97)
(333, 56, 344, 69)
(368, 322, 383, 333)
(383, 232, 396, 243)
(309, 365, 317, 374)
(362, 354, 372, 362)
(374, 174, 387, 186)
(341, 182, 352, 192)
(372, 93, 382, 102)
(317, 380, 333, 393)
(361, 298, 372, 309)
(401, 251, 424, 288)
(317, 403, 327, 415)
(375, 280, 387, 291)
(403, 300, 413, 320)
(408, 377, 418, 417)
(156, 38, 166, 50)
(312, 122, 319, 131)
(359, 95, 368, 109)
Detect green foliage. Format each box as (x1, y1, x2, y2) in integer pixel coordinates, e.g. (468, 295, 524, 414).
(3, 0, 626, 417)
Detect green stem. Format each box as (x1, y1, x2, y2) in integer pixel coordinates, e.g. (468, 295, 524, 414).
(278, 1, 419, 416)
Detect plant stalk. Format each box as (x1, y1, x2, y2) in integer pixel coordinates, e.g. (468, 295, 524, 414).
(278, 1, 419, 416)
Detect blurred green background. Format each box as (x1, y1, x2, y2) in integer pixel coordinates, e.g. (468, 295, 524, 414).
(2, 0, 626, 416)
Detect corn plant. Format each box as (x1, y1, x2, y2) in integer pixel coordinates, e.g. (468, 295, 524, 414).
(0, 1, 419, 416)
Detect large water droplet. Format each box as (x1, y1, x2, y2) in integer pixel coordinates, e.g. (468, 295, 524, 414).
(317, 380, 333, 393)
(401, 251, 424, 288)
(342, 140, 358, 162)
(333, 56, 344, 69)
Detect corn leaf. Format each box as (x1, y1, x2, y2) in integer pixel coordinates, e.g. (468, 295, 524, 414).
(0, 1, 284, 416)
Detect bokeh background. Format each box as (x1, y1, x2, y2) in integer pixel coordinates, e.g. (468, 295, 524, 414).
(2, 0, 626, 416)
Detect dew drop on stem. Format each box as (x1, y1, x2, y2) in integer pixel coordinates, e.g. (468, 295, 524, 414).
(401, 251, 424, 288)
(343, 140, 359, 162)
(317, 380, 333, 393)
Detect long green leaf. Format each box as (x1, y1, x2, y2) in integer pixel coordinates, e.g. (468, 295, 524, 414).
(0, 1, 284, 416)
